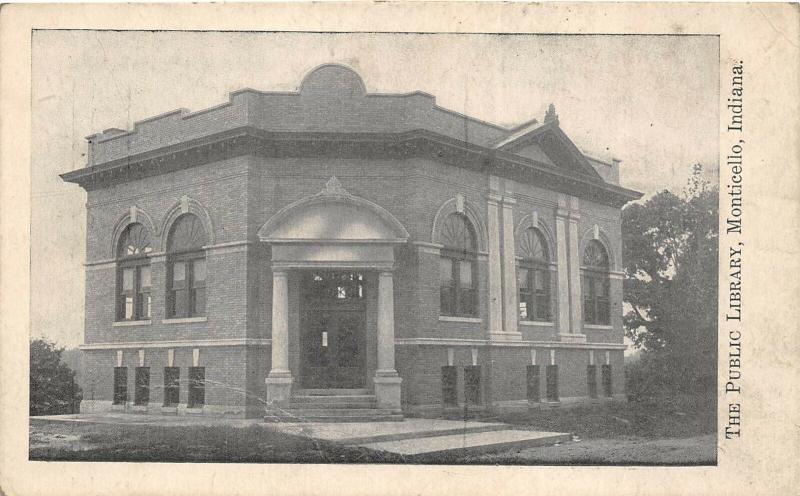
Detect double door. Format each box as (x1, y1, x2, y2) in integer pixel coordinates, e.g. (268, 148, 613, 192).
(300, 272, 367, 389)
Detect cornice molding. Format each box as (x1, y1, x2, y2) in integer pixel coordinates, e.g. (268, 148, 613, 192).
(61, 128, 641, 208)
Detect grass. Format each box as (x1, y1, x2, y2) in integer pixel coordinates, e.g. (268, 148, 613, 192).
(496, 395, 716, 440)
(30, 396, 716, 464)
(30, 422, 407, 463)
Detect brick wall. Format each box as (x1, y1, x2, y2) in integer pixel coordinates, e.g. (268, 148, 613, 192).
(397, 345, 625, 407)
(81, 139, 628, 414)
(82, 346, 257, 409)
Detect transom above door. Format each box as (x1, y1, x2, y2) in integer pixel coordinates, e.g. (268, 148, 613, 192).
(302, 271, 366, 308)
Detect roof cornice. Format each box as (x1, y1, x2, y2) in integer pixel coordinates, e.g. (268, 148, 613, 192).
(60, 127, 642, 207)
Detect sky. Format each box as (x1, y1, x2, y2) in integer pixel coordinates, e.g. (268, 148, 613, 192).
(30, 31, 719, 347)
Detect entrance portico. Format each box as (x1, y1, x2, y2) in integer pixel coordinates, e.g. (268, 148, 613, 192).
(258, 177, 409, 409)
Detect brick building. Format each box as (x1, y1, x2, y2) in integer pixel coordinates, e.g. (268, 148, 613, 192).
(61, 64, 641, 419)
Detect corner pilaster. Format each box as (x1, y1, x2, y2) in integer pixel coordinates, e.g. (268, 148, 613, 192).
(486, 189, 504, 337)
(555, 198, 571, 337)
(501, 196, 520, 339)
(566, 195, 587, 342)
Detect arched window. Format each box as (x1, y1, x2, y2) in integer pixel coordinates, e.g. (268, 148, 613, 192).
(582, 240, 610, 325)
(439, 213, 477, 317)
(167, 214, 208, 318)
(116, 223, 152, 321)
(517, 228, 551, 321)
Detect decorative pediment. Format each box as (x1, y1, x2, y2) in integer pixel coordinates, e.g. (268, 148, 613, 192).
(496, 122, 603, 181)
(258, 176, 410, 243)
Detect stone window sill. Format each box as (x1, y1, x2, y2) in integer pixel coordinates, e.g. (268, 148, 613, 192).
(519, 321, 555, 327)
(584, 324, 613, 330)
(439, 316, 482, 323)
(113, 320, 152, 327)
(163, 316, 207, 324)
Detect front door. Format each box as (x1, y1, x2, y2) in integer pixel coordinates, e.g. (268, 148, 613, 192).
(300, 272, 367, 389)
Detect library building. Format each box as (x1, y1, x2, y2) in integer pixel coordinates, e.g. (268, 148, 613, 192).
(62, 63, 641, 419)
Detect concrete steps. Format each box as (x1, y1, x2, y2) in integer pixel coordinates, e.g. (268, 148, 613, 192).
(264, 389, 401, 422)
(290, 395, 377, 408)
(296, 389, 369, 396)
(264, 409, 403, 423)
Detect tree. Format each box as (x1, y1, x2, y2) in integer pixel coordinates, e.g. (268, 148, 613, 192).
(622, 165, 718, 398)
(30, 338, 83, 415)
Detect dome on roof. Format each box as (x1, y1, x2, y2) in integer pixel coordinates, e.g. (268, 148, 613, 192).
(298, 63, 367, 97)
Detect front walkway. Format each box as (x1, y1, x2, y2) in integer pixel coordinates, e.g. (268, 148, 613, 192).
(31, 413, 569, 456)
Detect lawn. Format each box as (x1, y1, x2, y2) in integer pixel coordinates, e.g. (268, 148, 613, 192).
(496, 395, 716, 441)
(411, 395, 716, 465)
(30, 397, 716, 464)
(29, 421, 407, 463)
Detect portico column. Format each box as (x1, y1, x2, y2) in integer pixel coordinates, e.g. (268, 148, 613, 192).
(266, 269, 292, 404)
(373, 271, 402, 410)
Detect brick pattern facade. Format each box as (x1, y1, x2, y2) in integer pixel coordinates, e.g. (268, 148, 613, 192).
(66, 64, 639, 418)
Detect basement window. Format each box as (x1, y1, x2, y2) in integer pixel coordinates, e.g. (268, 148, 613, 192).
(587, 365, 598, 399)
(602, 364, 613, 398)
(546, 364, 559, 402)
(441, 366, 458, 407)
(526, 365, 541, 403)
(464, 366, 482, 405)
(134, 367, 150, 405)
(113, 367, 128, 405)
(188, 367, 205, 408)
(163, 367, 180, 407)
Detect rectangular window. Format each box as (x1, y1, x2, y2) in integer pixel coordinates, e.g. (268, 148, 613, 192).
(583, 273, 610, 325)
(188, 367, 205, 408)
(545, 364, 559, 402)
(519, 267, 550, 321)
(526, 365, 541, 402)
(122, 267, 134, 291)
(597, 279, 610, 324)
(191, 259, 206, 316)
(124, 296, 134, 320)
(113, 367, 128, 405)
(171, 261, 188, 318)
(464, 366, 481, 405)
(582, 275, 594, 324)
(118, 263, 151, 321)
(134, 367, 150, 405)
(441, 366, 458, 407)
(119, 267, 135, 320)
(163, 367, 180, 406)
(534, 270, 550, 321)
(439, 258, 454, 316)
(457, 260, 475, 316)
(137, 265, 152, 319)
(587, 364, 598, 398)
(518, 268, 531, 319)
(440, 255, 476, 318)
(602, 364, 613, 397)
